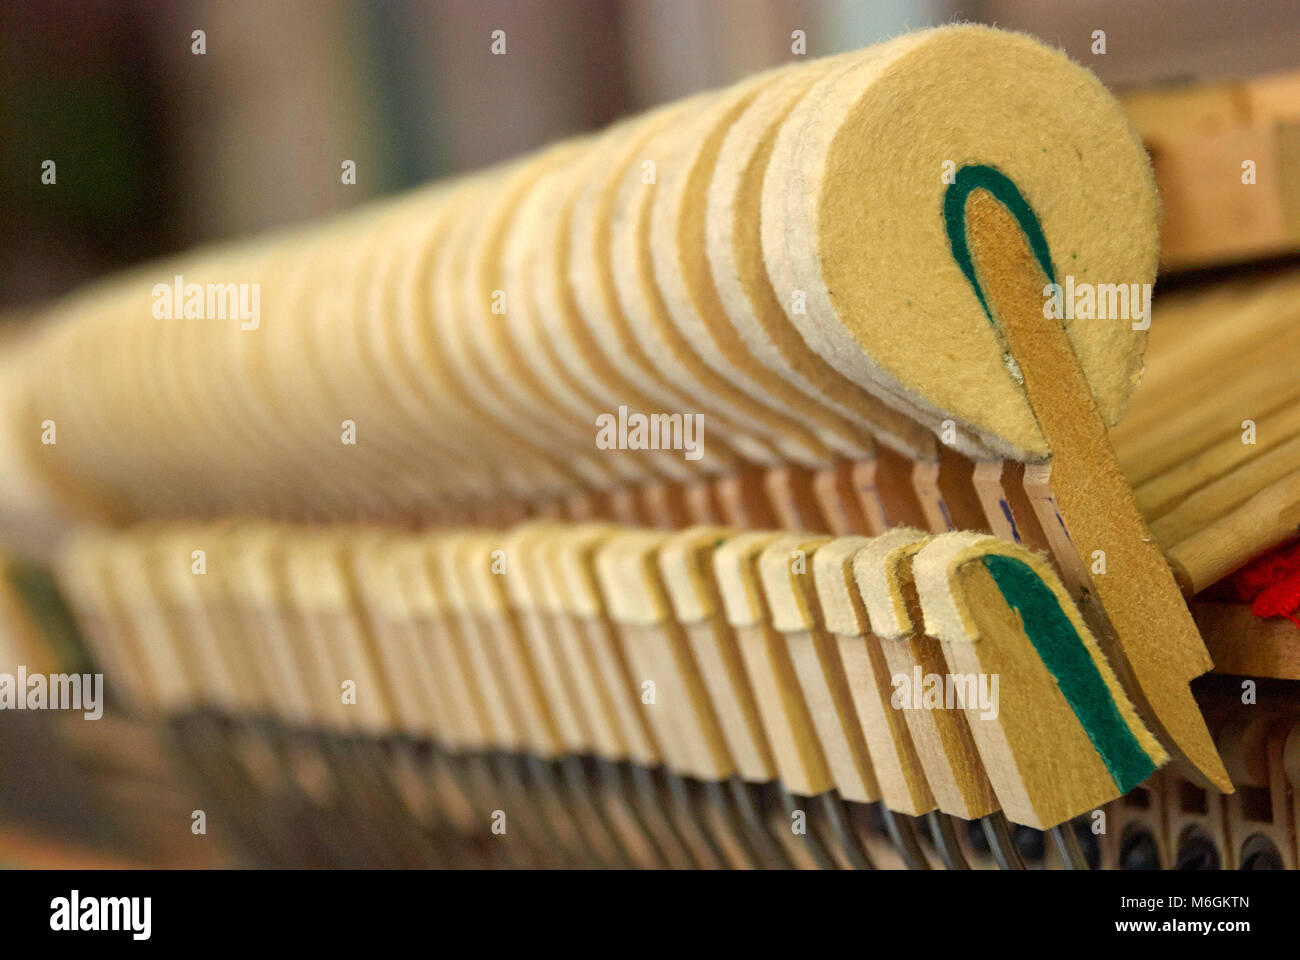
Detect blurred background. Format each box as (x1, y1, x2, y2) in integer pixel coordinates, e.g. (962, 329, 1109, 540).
(4, 0, 1300, 314)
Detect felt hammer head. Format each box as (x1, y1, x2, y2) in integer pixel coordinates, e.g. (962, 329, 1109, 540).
(765, 24, 1157, 462)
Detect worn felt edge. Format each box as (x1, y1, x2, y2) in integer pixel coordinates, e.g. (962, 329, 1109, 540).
(758, 534, 833, 633)
(850, 526, 929, 638)
(652, 72, 812, 419)
(565, 102, 707, 429)
(657, 526, 735, 623)
(705, 62, 861, 427)
(799, 31, 1023, 458)
(812, 536, 875, 635)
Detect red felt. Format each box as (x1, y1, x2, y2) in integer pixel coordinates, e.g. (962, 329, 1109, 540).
(1208, 539, 1300, 628)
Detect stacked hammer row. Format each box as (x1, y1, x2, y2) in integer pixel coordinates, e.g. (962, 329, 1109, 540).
(56, 520, 1164, 868)
(4, 26, 1153, 533)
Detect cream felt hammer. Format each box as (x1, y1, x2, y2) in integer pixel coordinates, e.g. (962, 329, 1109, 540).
(850, 528, 1001, 819)
(763, 24, 1156, 461)
(812, 536, 936, 815)
(607, 93, 829, 467)
(758, 534, 881, 803)
(657, 526, 780, 783)
(711, 530, 836, 799)
(434, 173, 599, 496)
(651, 67, 876, 462)
(505, 155, 691, 485)
(0, 25, 1163, 521)
(567, 97, 785, 470)
(708, 56, 937, 462)
(460, 144, 631, 493)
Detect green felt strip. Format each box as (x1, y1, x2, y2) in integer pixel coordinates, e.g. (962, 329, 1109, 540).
(942, 165, 1056, 326)
(981, 553, 1155, 794)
